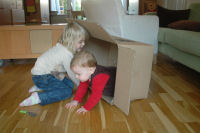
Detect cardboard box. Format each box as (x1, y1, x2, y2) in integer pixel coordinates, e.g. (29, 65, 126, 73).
(73, 20, 154, 115)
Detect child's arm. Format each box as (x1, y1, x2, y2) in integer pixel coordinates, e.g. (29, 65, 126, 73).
(82, 74, 109, 111)
(66, 66, 79, 86)
(63, 55, 79, 86)
(65, 81, 89, 108)
(73, 81, 89, 102)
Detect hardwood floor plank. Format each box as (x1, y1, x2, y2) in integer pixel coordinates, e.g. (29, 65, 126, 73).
(187, 122, 200, 133)
(0, 110, 7, 120)
(159, 93, 198, 122)
(184, 123, 196, 133)
(132, 102, 154, 131)
(40, 109, 48, 121)
(22, 128, 28, 133)
(99, 100, 106, 130)
(152, 71, 184, 101)
(145, 112, 169, 133)
(150, 103, 179, 133)
(53, 102, 63, 126)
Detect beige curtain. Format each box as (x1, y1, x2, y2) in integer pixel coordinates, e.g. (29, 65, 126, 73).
(157, 0, 186, 9)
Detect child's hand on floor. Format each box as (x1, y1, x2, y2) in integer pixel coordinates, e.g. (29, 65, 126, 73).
(76, 106, 88, 114)
(65, 100, 79, 109)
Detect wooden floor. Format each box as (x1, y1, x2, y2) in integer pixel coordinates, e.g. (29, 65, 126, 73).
(0, 54, 200, 133)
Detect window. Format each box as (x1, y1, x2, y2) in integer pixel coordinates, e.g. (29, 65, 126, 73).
(71, 0, 82, 11)
(51, 0, 81, 15)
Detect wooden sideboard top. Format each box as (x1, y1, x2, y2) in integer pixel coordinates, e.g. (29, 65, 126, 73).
(0, 24, 66, 31)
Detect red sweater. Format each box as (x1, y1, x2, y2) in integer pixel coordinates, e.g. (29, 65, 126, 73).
(73, 73, 109, 110)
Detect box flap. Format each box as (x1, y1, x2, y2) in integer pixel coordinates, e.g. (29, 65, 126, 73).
(67, 19, 115, 44)
(113, 45, 135, 115)
(114, 42, 154, 115)
(117, 42, 154, 100)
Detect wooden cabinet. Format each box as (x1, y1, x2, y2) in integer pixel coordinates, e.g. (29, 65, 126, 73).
(0, 24, 65, 59)
(0, 30, 30, 56)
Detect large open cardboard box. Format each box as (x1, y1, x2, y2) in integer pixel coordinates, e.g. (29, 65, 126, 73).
(73, 20, 154, 115)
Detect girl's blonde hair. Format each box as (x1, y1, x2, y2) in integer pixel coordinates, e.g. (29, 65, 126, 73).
(58, 22, 88, 53)
(70, 51, 97, 69)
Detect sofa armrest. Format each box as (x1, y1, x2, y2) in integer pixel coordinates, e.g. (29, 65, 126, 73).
(121, 15, 159, 54)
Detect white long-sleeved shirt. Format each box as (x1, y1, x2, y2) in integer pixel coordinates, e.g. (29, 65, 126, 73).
(31, 43, 79, 86)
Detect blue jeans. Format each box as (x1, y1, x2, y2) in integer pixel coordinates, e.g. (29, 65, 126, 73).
(32, 74, 74, 105)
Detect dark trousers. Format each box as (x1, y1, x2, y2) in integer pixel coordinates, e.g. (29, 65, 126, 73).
(32, 74, 73, 105)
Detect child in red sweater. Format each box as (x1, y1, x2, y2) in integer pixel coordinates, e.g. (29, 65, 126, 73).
(65, 51, 116, 114)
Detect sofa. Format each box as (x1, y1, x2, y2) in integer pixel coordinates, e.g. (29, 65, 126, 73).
(157, 3, 200, 72)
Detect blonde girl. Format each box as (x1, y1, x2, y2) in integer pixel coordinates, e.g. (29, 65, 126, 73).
(20, 22, 88, 106)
